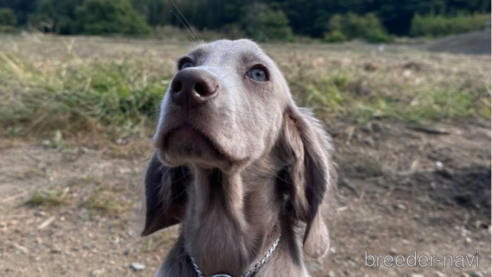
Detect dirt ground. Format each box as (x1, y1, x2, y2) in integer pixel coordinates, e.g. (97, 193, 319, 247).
(0, 117, 490, 277)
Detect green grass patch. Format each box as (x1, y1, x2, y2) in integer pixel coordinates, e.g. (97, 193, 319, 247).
(84, 187, 127, 215)
(349, 89, 477, 124)
(0, 52, 170, 138)
(25, 187, 71, 208)
(287, 59, 490, 124)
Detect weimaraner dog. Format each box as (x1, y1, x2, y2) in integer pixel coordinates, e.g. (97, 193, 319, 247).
(142, 39, 338, 277)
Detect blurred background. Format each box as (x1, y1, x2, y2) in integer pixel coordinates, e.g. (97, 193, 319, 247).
(0, 0, 491, 47)
(0, 1, 490, 277)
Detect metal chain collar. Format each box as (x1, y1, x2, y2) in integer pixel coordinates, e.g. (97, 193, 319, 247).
(189, 232, 281, 277)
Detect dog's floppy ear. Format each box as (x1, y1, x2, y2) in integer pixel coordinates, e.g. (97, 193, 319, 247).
(279, 105, 337, 259)
(141, 152, 191, 236)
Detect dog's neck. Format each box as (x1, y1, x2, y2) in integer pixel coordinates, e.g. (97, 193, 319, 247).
(183, 160, 282, 276)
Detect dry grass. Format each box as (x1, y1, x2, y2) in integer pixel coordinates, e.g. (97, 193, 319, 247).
(25, 187, 72, 208)
(269, 44, 491, 124)
(0, 35, 489, 141)
(66, 176, 96, 187)
(84, 187, 129, 215)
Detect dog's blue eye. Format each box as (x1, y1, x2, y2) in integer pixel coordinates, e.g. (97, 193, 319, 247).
(180, 61, 193, 70)
(248, 68, 267, 82)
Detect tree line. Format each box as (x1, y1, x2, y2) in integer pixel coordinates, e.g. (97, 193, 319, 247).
(0, 0, 490, 42)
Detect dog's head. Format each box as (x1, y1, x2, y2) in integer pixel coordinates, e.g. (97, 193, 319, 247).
(143, 39, 337, 259)
(153, 39, 291, 172)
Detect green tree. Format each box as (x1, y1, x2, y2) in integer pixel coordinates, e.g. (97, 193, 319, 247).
(129, 0, 174, 27)
(243, 3, 294, 41)
(75, 0, 152, 36)
(0, 0, 37, 25)
(324, 30, 347, 43)
(410, 13, 490, 37)
(0, 8, 18, 33)
(2, 0, 491, 38)
(327, 12, 392, 43)
(29, 0, 82, 34)
(0, 8, 17, 25)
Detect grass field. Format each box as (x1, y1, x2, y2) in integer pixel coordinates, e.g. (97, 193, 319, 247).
(0, 35, 490, 277)
(0, 35, 489, 143)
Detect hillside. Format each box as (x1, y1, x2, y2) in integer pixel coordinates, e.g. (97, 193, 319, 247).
(427, 30, 491, 55)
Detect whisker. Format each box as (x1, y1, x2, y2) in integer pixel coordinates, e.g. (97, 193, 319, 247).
(170, 0, 199, 42)
(170, 10, 198, 43)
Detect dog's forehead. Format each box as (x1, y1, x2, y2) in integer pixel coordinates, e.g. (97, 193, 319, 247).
(188, 39, 271, 66)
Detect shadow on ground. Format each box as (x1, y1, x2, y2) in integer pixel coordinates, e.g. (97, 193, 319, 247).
(412, 166, 491, 215)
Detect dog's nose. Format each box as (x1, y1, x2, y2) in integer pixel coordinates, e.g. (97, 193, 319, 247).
(170, 70, 218, 107)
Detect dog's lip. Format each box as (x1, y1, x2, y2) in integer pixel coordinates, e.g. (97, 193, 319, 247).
(162, 123, 224, 156)
(157, 122, 250, 166)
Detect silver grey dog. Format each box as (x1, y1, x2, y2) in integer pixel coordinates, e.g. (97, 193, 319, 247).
(142, 39, 338, 277)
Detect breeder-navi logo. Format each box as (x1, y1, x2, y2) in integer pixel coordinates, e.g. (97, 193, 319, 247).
(365, 250, 480, 268)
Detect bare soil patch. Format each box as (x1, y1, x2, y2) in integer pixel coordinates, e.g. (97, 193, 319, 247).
(0, 119, 490, 277)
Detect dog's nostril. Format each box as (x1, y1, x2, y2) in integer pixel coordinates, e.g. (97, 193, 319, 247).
(194, 82, 208, 96)
(172, 80, 183, 92)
